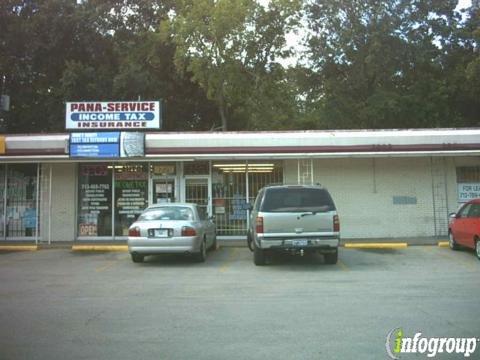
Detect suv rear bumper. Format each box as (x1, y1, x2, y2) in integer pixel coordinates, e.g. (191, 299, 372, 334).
(257, 237, 339, 250)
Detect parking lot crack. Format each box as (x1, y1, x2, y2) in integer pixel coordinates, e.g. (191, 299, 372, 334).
(85, 309, 106, 326)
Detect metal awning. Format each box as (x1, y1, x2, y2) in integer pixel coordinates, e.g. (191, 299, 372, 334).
(1, 128, 480, 161)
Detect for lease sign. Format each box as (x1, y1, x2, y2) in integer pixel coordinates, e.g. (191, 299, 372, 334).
(66, 101, 161, 130)
(458, 183, 480, 202)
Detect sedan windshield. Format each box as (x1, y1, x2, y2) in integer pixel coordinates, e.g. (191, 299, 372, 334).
(138, 207, 194, 221)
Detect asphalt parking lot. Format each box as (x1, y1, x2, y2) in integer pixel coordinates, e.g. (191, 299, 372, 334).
(0, 246, 479, 360)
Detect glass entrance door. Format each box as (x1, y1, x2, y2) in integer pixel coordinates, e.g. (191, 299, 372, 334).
(152, 178, 176, 204)
(212, 161, 284, 236)
(185, 178, 210, 216)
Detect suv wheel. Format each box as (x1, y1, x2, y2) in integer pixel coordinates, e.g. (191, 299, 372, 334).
(131, 253, 144, 263)
(195, 239, 207, 263)
(253, 242, 266, 266)
(210, 235, 217, 251)
(324, 250, 338, 265)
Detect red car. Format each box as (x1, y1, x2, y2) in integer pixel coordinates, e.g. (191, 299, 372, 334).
(448, 198, 480, 260)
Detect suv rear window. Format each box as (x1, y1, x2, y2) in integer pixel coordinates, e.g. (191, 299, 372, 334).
(261, 187, 335, 213)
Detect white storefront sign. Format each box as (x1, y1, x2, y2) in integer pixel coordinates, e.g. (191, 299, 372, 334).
(66, 101, 161, 130)
(457, 183, 480, 202)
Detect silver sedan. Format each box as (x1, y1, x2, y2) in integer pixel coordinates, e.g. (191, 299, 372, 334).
(127, 203, 216, 263)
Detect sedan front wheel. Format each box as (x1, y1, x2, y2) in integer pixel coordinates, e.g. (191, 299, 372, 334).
(449, 231, 460, 250)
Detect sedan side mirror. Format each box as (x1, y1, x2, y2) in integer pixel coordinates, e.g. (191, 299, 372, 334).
(448, 212, 457, 219)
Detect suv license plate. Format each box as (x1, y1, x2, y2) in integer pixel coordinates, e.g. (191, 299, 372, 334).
(153, 229, 168, 238)
(292, 240, 308, 247)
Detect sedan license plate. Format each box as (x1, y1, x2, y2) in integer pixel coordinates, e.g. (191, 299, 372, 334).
(151, 229, 168, 238)
(292, 239, 308, 247)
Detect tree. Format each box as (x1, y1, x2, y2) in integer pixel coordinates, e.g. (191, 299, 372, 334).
(0, 0, 220, 133)
(164, 0, 301, 131)
(303, 0, 477, 129)
(0, 0, 117, 132)
(111, 31, 219, 130)
(443, 2, 480, 126)
(1, 0, 477, 133)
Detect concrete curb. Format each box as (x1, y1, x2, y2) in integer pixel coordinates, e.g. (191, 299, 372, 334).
(71, 245, 129, 252)
(344, 243, 408, 249)
(0, 245, 38, 251)
(1, 242, 451, 252)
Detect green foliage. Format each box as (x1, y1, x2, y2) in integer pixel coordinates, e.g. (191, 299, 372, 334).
(0, 0, 478, 133)
(0, 0, 217, 132)
(303, 0, 479, 129)
(165, 0, 301, 130)
(0, 0, 116, 132)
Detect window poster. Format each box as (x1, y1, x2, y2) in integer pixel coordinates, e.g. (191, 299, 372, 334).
(78, 164, 112, 236)
(114, 164, 148, 236)
(6, 164, 38, 237)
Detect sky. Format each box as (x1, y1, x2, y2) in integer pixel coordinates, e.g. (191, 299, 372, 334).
(457, 0, 473, 9)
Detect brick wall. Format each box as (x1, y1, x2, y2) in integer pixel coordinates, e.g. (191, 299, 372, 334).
(285, 157, 450, 239)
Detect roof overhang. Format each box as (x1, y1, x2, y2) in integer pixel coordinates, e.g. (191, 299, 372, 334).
(1, 129, 480, 162)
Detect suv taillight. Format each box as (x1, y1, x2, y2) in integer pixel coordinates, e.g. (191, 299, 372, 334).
(256, 216, 264, 233)
(181, 226, 197, 237)
(128, 227, 141, 237)
(333, 215, 340, 232)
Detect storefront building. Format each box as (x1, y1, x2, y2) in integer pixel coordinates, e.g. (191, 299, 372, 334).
(0, 129, 479, 243)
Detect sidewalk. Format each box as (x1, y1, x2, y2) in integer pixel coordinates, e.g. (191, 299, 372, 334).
(218, 237, 447, 247)
(0, 236, 449, 251)
(342, 237, 444, 246)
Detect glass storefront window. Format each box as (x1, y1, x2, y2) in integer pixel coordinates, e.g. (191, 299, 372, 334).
(6, 164, 38, 237)
(78, 164, 112, 237)
(73, 160, 283, 239)
(457, 167, 480, 182)
(212, 161, 284, 236)
(0, 165, 4, 238)
(114, 163, 148, 236)
(456, 167, 480, 203)
(247, 161, 284, 204)
(184, 161, 209, 175)
(212, 162, 248, 236)
(185, 178, 209, 215)
(151, 162, 177, 204)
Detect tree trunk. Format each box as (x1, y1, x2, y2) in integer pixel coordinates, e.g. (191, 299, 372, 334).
(217, 91, 227, 131)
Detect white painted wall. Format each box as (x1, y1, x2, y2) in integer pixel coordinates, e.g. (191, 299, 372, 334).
(43, 163, 76, 242)
(284, 157, 462, 239)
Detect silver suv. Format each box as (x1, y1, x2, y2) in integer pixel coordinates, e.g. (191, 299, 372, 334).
(247, 185, 340, 265)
